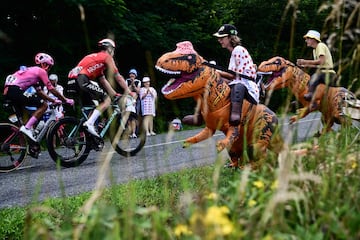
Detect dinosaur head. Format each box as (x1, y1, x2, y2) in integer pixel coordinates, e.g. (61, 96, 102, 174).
(155, 41, 210, 99)
(257, 56, 294, 90)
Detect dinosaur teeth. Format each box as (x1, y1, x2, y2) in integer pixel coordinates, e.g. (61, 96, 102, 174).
(155, 66, 181, 75)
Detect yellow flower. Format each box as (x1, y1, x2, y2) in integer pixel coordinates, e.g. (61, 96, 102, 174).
(174, 224, 192, 236)
(248, 199, 257, 207)
(271, 180, 278, 190)
(206, 192, 218, 200)
(262, 234, 274, 240)
(204, 206, 234, 235)
(253, 180, 265, 189)
(351, 162, 357, 169)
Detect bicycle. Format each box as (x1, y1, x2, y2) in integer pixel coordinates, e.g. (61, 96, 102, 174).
(46, 95, 146, 165)
(0, 100, 63, 172)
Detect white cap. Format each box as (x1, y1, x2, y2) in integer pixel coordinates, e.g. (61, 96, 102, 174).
(142, 77, 150, 82)
(49, 74, 58, 82)
(303, 30, 321, 42)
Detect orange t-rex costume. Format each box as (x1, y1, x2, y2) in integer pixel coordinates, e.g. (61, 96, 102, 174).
(258, 56, 355, 134)
(155, 41, 282, 168)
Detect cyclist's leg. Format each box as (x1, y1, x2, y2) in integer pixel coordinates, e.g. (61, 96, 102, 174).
(78, 74, 108, 137)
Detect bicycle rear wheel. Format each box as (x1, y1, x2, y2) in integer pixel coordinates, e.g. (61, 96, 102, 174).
(109, 112, 146, 157)
(0, 123, 28, 172)
(46, 117, 91, 168)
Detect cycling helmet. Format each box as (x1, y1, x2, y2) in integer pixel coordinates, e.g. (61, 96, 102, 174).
(98, 38, 116, 49)
(49, 74, 58, 82)
(35, 53, 54, 66)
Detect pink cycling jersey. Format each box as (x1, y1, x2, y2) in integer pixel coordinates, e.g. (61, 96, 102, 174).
(5, 66, 54, 91)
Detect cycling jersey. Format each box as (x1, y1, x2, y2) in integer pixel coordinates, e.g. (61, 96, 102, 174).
(4, 66, 54, 92)
(77, 51, 119, 81)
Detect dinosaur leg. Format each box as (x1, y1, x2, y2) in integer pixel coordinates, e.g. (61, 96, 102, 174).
(216, 126, 239, 152)
(182, 114, 204, 126)
(224, 152, 240, 168)
(182, 96, 204, 126)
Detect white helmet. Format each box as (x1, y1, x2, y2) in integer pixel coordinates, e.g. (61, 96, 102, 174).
(98, 38, 116, 49)
(49, 74, 58, 82)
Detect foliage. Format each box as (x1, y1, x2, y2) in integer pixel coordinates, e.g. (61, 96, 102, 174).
(2, 0, 357, 123)
(1, 127, 360, 239)
(0, 2, 359, 238)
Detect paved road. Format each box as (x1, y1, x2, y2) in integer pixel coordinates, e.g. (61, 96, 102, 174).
(0, 112, 334, 209)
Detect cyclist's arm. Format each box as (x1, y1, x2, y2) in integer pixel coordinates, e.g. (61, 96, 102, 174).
(105, 56, 131, 94)
(36, 88, 56, 102)
(115, 72, 131, 94)
(99, 76, 116, 97)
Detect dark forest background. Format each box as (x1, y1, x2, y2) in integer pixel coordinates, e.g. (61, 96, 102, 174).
(0, 0, 359, 131)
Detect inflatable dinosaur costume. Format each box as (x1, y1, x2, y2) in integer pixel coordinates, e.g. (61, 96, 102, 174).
(258, 56, 356, 134)
(156, 41, 282, 168)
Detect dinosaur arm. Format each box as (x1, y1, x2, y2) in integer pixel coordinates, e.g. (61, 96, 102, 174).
(183, 127, 215, 147)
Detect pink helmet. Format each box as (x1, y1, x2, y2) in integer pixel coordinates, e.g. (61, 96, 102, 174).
(98, 38, 116, 49)
(34, 53, 54, 66)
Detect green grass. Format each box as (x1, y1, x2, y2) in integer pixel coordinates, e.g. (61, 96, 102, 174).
(1, 126, 359, 239)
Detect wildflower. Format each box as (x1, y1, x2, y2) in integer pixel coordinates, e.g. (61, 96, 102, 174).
(206, 192, 218, 200)
(253, 180, 265, 189)
(351, 162, 357, 169)
(204, 206, 234, 235)
(174, 224, 192, 236)
(262, 234, 274, 240)
(248, 199, 257, 207)
(271, 180, 278, 190)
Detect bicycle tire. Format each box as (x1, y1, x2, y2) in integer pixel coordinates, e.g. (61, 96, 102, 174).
(46, 117, 91, 168)
(0, 123, 28, 172)
(108, 113, 146, 157)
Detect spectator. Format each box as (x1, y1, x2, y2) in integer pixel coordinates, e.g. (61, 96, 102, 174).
(125, 68, 141, 136)
(125, 94, 138, 138)
(126, 68, 141, 113)
(139, 76, 157, 136)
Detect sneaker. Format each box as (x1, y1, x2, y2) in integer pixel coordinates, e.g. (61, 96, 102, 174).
(83, 121, 100, 138)
(150, 132, 156, 136)
(20, 126, 37, 142)
(130, 133, 137, 138)
(146, 132, 151, 137)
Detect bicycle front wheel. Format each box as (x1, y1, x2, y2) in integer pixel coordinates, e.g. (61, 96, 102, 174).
(109, 112, 146, 157)
(46, 117, 91, 168)
(0, 123, 28, 172)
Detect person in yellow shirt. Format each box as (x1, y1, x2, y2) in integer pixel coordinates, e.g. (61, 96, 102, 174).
(296, 30, 337, 109)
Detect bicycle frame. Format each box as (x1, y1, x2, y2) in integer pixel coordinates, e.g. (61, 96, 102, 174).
(33, 107, 58, 142)
(80, 101, 125, 139)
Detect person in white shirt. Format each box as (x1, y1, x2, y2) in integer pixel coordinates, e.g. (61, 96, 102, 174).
(139, 77, 157, 136)
(213, 24, 259, 138)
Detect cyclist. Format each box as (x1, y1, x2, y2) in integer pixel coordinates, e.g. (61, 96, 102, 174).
(44, 74, 65, 119)
(3, 53, 75, 142)
(68, 38, 133, 137)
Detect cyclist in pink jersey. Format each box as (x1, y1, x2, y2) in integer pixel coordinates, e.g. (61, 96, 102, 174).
(3, 53, 74, 142)
(68, 38, 133, 137)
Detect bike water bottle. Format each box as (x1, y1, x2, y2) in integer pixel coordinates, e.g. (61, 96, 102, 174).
(34, 120, 45, 136)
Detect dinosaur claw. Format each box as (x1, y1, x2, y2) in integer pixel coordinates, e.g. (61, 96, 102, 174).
(183, 142, 191, 148)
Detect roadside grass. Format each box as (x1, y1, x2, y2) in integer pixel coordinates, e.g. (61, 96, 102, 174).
(0, 125, 359, 239)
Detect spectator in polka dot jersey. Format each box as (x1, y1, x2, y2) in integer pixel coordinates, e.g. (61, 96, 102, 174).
(213, 24, 259, 134)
